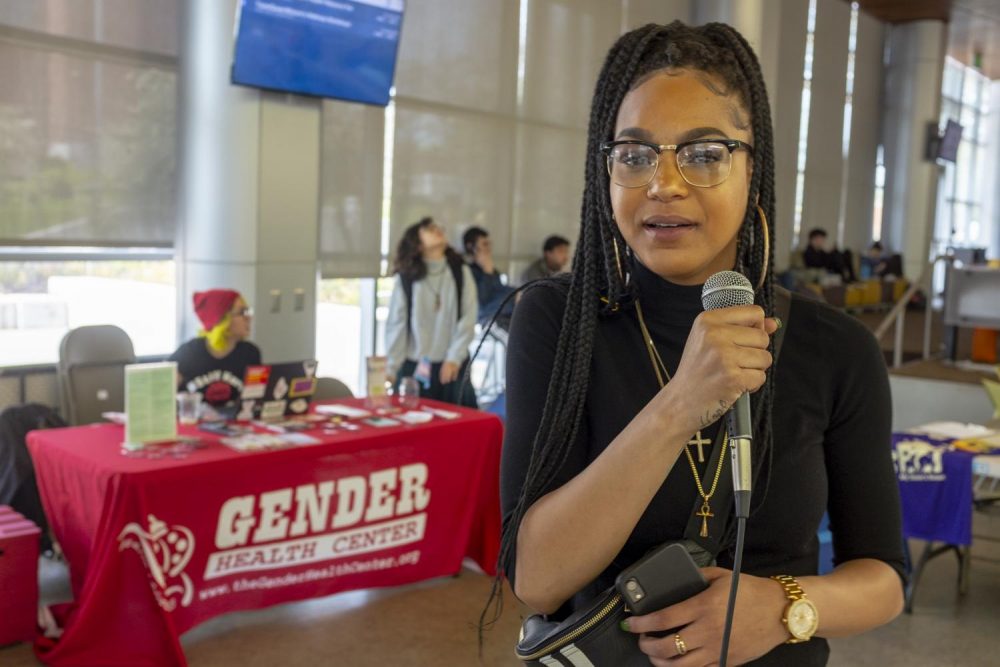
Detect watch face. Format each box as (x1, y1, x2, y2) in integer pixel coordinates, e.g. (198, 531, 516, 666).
(788, 599, 819, 639)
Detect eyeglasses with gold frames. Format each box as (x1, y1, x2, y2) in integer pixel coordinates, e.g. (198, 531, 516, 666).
(600, 138, 754, 188)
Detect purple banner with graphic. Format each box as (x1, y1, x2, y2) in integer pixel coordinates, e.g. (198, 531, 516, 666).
(892, 433, 974, 546)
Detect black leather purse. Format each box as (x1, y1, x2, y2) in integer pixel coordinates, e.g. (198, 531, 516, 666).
(515, 538, 718, 665)
(514, 507, 723, 666)
(516, 584, 647, 666)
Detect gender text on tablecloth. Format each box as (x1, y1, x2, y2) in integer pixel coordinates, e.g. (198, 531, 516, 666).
(204, 463, 431, 580)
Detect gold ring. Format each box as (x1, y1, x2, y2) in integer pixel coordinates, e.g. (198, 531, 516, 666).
(674, 633, 688, 656)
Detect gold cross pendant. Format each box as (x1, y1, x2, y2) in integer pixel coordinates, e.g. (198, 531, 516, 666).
(696, 501, 714, 538)
(687, 431, 711, 463)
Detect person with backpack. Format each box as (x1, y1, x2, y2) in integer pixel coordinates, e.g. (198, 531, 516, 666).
(385, 217, 478, 407)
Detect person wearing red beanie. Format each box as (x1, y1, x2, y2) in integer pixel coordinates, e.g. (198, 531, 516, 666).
(192, 289, 241, 330)
(168, 289, 262, 410)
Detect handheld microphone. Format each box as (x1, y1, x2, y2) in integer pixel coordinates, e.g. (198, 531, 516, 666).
(701, 271, 755, 519)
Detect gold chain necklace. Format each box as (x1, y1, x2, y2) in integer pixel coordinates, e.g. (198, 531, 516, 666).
(635, 300, 727, 538)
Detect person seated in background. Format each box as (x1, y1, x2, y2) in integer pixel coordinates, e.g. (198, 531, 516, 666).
(861, 241, 904, 280)
(802, 227, 831, 271)
(463, 226, 516, 329)
(860, 241, 886, 279)
(803, 227, 857, 283)
(169, 289, 261, 410)
(519, 234, 571, 285)
(385, 217, 479, 407)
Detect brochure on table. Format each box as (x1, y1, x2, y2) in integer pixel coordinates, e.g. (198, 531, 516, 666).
(124, 362, 178, 449)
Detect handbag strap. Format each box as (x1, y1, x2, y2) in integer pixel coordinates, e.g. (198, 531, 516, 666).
(681, 286, 793, 558)
(772, 286, 792, 364)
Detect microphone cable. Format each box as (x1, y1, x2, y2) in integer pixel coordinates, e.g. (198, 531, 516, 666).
(718, 515, 746, 667)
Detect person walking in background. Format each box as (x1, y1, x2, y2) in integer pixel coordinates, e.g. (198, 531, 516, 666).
(385, 217, 478, 407)
(463, 226, 516, 329)
(169, 289, 261, 409)
(519, 235, 571, 285)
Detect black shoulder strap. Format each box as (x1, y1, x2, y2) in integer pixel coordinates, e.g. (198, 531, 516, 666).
(448, 258, 464, 322)
(772, 285, 792, 363)
(683, 285, 794, 557)
(401, 274, 414, 340)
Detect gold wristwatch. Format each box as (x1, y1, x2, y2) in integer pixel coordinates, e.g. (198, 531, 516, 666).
(771, 575, 819, 643)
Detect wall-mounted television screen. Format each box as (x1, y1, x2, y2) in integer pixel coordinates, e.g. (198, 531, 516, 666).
(937, 119, 963, 163)
(232, 0, 404, 106)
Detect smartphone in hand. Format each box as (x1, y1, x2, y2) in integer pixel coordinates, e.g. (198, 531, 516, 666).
(615, 543, 708, 617)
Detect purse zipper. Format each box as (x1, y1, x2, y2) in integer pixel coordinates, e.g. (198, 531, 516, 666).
(518, 593, 624, 662)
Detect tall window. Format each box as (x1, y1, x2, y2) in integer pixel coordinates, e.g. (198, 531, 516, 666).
(0, 1, 179, 247)
(871, 144, 886, 240)
(836, 2, 859, 247)
(0, 251, 175, 366)
(932, 57, 992, 259)
(791, 0, 818, 247)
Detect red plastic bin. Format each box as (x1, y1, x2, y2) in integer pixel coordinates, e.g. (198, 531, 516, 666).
(0, 506, 40, 646)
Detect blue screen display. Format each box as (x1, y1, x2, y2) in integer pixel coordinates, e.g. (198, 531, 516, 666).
(232, 0, 404, 106)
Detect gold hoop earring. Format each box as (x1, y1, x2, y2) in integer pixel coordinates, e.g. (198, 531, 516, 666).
(598, 234, 626, 312)
(755, 204, 770, 291)
(611, 235, 626, 283)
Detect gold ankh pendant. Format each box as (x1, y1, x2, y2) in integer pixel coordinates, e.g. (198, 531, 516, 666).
(696, 500, 714, 538)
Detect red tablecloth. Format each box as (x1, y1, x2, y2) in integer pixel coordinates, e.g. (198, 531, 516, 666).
(27, 399, 503, 667)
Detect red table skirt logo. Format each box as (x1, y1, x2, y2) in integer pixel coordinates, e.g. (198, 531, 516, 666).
(118, 514, 196, 611)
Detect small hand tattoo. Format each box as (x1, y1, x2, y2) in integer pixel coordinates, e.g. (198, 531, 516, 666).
(700, 399, 729, 428)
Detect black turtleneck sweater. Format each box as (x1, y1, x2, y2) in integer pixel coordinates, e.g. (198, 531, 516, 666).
(500, 261, 905, 666)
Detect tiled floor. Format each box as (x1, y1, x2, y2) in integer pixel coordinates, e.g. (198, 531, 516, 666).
(3, 511, 997, 666)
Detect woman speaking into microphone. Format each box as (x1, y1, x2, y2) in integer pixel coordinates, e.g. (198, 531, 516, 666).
(493, 21, 904, 666)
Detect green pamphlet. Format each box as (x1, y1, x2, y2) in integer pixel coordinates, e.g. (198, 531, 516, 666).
(124, 362, 178, 449)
